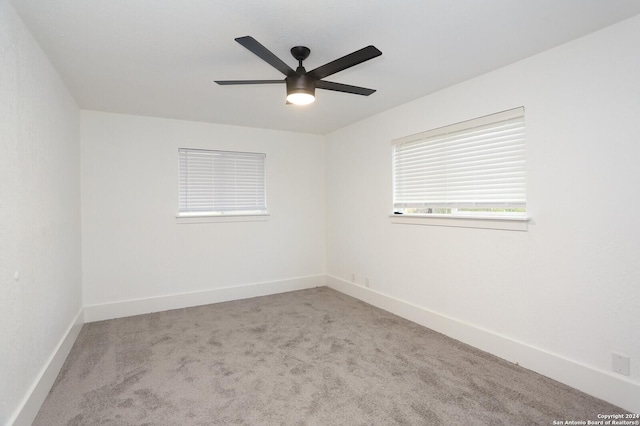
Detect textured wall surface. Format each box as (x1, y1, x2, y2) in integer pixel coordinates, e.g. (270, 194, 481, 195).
(325, 14, 640, 403)
(81, 111, 325, 307)
(0, 1, 82, 424)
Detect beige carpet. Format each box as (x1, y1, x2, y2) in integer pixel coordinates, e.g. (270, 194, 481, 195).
(34, 287, 624, 425)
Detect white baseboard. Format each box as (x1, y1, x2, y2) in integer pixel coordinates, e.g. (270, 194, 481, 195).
(12, 275, 638, 425)
(326, 274, 640, 413)
(9, 308, 84, 426)
(84, 275, 326, 323)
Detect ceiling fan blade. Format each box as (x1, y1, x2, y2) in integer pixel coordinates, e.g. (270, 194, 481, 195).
(235, 36, 294, 76)
(215, 79, 284, 85)
(309, 45, 382, 80)
(316, 80, 376, 96)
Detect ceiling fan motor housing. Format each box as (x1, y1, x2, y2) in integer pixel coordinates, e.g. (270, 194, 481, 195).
(286, 73, 315, 97)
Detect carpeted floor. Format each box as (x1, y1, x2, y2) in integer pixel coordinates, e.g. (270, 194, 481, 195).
(34, 287, 625, 425)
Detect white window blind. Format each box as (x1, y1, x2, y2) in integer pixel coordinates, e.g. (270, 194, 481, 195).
(179, 148, 267, 215)
(393, 107, 526, 215)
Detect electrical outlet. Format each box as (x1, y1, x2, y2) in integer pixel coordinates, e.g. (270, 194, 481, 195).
(351, 273, 356, 283)
(612, 353, 630, 376)
(365, 277, 370, 288)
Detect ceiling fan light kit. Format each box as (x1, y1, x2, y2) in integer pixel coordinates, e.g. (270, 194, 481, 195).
(286, 73, 316, 105)
(215, 36, 382, 106)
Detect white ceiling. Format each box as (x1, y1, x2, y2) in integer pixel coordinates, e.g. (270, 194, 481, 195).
(10, 0, 640, 134)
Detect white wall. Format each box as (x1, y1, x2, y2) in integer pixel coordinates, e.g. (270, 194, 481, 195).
(4, 0, 638, 418)
(0, 1, 82, 424)
(81, 111, 325, 316)
(325, 15, 640, 410)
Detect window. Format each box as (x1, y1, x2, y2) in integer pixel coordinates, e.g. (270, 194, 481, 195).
(392, 107, 526, 219)
(178, 148, 267, 216)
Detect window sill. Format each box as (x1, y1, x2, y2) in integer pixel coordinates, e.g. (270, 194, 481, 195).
(390, 214, 529, 231)
(176, 213, 270, 224)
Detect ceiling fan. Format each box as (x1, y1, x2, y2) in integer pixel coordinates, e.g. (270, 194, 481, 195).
(215, 36, 382, 105)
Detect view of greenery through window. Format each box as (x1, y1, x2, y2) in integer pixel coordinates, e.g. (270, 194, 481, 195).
(400, 207, 526, 215)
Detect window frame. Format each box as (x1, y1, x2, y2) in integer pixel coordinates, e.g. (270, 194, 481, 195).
(177, 148, 268, 223)
(391, 108, 529, 231)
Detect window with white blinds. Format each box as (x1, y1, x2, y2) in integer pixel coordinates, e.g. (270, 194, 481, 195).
(392, 107, 526, 217)
(178, 148, 267, 216)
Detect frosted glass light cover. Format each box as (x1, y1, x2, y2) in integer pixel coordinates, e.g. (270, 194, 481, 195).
(286, 93, 315, 105)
